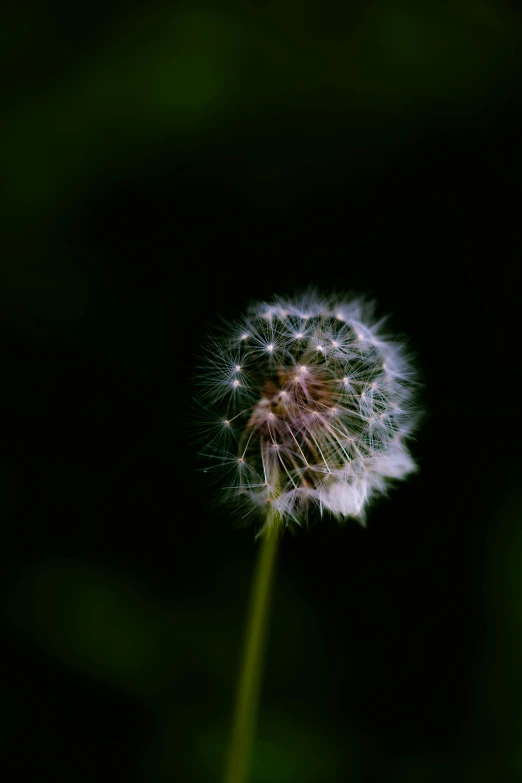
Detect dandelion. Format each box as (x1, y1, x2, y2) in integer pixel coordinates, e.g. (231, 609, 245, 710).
(195, 291, 420, 783)
(197, 291, 419, 535)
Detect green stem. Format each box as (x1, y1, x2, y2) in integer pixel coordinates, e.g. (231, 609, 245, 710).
(224, 510, 279, 783)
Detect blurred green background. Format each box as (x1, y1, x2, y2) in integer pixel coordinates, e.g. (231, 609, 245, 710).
(1, 1, 522, 780)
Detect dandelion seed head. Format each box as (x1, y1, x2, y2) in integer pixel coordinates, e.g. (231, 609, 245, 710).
(195, 291, 420, 533)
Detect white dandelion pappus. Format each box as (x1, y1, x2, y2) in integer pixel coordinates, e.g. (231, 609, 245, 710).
(196, 291, 419, 533)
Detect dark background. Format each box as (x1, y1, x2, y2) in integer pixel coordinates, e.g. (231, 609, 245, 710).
(1, 1, 522, 781)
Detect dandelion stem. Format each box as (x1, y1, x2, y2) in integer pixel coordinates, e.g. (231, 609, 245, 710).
(224, 512, 279, 783)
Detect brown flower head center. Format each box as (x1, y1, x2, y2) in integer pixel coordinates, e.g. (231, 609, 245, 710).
(245, 365, 334, 449)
